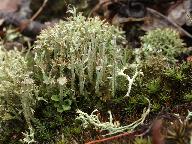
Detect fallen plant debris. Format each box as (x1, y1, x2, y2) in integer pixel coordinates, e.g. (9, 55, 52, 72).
(0, 0, 51, 38)
(89, 0, 192, 48)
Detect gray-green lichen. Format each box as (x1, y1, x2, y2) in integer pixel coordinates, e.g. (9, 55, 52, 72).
(34, 11, 126, 98)
(141, 28, 185, 62)
(0, 42, 36, 126)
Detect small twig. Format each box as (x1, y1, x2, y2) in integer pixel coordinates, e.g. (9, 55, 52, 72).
(0, 0, 48, 37)
(147, 8, 192, 39)
(88, 0, 121, 18)
(88, 0, 112, 17)
(30, 0, 48, 21)
(19, 0, 48, 33)
(85, 131, 141, 144)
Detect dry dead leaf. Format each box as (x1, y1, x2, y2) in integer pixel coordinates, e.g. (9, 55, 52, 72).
(0, 19, 5, 26)
(0, 0, 21, 13)
(187, 56, 192, 62)
(141, 8, 192, 39)
(168, 0, 191, 26)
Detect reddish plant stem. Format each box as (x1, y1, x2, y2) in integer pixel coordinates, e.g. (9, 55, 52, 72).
(85, 131, 141, 144)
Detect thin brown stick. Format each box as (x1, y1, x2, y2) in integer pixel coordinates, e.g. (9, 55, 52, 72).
(18, 0, 48, 34)
(147, 8, 192, 39)
(85, 131, 140, 144)
(30, 0, 48, 21)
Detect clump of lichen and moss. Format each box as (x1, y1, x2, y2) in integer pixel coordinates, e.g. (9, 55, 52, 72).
(127, 28, 192, 113)
(0, 9, 192, 144)
(32, 10, 136, 142)
(0, 42, 37, 143)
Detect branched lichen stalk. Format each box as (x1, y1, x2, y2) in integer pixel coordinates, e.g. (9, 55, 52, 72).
(76, 98, 151, 136)
(117, 65, 143, 97)
(112, 39, 117, 97)
(70, 48, 75, 90)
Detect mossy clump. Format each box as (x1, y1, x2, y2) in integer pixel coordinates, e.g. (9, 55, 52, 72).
(1, 9, 191, 143)
(129, 56, 192, 113)
(123, 27, 191, 113)
(141, 28, 185, 62)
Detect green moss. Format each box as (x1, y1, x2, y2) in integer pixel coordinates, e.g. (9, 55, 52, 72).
(1, 8, 192, 143)
(129, 53, 192, 112)
(134, 137, 152, 144)
(141, 28, 185, 63)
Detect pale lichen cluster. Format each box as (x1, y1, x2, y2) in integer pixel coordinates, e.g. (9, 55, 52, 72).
(141, 28, 185, 62)
(76, 98, 150, 136)
(0, 43, 36, 127)
(34, 11, 128, 98)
